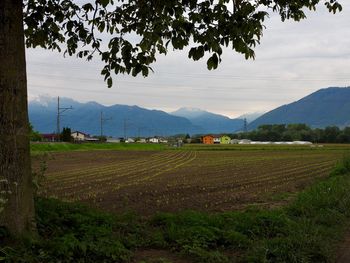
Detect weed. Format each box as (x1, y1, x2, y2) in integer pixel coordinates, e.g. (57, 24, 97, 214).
(2, 153, 350, 262)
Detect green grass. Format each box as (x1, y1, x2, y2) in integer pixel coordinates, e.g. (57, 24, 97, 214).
(30, 142, 168, 154)
(29, 142, 350, 155)
(2, 154, 350, 262)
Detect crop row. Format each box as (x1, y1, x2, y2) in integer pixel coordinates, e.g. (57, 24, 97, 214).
(45, 151, 197, 201)
(41, 148, 341, 214)
(47, 151, 178, 181)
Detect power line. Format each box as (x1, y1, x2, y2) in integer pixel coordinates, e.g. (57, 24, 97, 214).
(57, 96, 73, 141)
(123, 118, 131, 140)
(28, 71, 350, 83)
(243, 118, 248, 133)
(100, 111, 112, 138)
(28, 84, 288, 104)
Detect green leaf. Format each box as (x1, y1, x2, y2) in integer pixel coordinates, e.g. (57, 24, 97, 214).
(82, 3, 94, 12)
(141, 66, 149, 77)
(98, 22, 106, 32)
(107, 77, 113, 88)
(99, 0, 110, 8)
(207, 53, 219, 70)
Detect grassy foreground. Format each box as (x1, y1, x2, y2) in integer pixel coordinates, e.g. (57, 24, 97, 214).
(30, 142, 168, 153)
(1, 156, 350, 262)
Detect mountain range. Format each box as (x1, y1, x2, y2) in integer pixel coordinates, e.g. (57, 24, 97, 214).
(248, 87, 350, 130)
(29, 87, 350, 137)
(29, 96, 245, 136)
(171, 108, 245, 134)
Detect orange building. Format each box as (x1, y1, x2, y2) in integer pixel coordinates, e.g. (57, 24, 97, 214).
(202, 135, 214, 144)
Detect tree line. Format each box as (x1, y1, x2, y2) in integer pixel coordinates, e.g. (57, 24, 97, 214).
(29, 125, 72, 142)
(231, 124, 350, 143)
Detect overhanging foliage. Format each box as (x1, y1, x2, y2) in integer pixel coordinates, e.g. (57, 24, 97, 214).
(23, 0, 342, 87)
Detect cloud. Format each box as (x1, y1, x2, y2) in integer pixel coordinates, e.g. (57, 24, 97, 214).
(26, 2, 350, 118)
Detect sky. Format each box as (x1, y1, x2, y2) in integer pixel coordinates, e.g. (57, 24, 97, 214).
(26, 2, 350, 119)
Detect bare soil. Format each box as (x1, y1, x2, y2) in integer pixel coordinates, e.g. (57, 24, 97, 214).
(32, 149, 342, 216)
(132, 249, 192, 263)
(336, 228, 350, 263)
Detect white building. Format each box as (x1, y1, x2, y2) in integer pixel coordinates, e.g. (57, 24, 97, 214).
(107, 138, 121, 143)
(292, 141, 313, 145)
(238, 139, 252, 144)
(71, 131, 100, 142)
(159, 138, 168, 143)
(230, 139, 239, 144)
(149, 137, 159, 143)
(71, 131, 88, 141)
(126, 138, 135, 143)
(85, 137, 99, 142)
(213, 137, 221, 144)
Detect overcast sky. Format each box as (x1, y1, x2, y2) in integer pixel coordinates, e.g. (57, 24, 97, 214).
(26, 2, 350, 118)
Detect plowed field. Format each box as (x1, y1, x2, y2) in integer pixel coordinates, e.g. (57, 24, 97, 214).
(33, 147, 344, 215)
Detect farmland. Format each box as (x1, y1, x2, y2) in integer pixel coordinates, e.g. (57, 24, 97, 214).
(32, 144, 347, 215)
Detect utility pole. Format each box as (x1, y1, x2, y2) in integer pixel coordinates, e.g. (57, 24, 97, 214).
(100, 111, 112, 139)
(137, 126, 146, 138)
(123, 118, 128, 140)
(57, 96, 73, 141)
(243, 118, 248, 133)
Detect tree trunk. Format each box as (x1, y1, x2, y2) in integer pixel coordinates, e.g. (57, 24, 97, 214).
(0, 0, 36, 237)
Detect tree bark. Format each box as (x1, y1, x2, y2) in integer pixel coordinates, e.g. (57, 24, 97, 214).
(0, 0, 36, 236)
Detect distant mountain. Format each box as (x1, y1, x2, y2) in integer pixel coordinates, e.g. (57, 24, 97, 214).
(171, 107, 244, 134)
(171, 107, 207, 119)
(29, 96, 204, 137)
(249, 87, 350, 130)
(238, 112, 265, 123)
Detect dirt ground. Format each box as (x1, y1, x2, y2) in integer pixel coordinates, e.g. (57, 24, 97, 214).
(32, 149, 341, 216)
(132, 249, 192, 263)
(336, 228, 350, 263)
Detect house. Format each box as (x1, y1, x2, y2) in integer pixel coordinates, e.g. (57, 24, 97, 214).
(137, 138, 147, 143)
(231, 139, 239, 144)
(149, 137, 159, 143)
(213, 136, 221, 144)
(159, 138, 168, 143)
(71, 131, 89, 141)
(71, 131, 99, 142)
(202, 135, 214, 144)
(126, 138, 135, 143)
(220, 135, 231, 144)
(41, 133, 58, 142)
